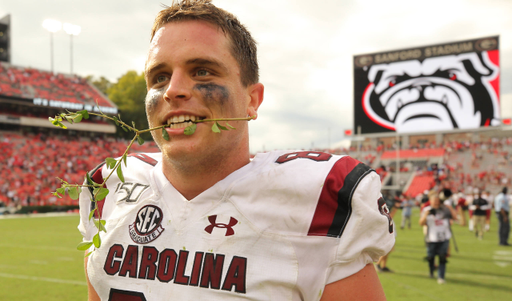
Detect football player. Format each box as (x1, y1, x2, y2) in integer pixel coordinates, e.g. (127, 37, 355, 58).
(78, 1, 395, 300)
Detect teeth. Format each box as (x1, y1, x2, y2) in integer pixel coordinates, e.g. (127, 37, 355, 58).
(170, 121, 193, 129)
(166, 115, 200, 126)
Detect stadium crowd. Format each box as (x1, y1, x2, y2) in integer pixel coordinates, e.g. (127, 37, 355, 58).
(0, 62, 113, 108)
(2, 128, 512, 219)
(0, 132, 159, 209)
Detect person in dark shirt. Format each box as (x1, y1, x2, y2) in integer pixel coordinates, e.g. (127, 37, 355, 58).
(473, 190, 489, 240)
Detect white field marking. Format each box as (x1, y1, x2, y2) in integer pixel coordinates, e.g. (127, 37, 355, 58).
(0, 243, 79, 252)
(29, 260, 49, 265)
(494, 262, 509, 268)
(493, 250, 512, 267)
(0, 212, 79, 219)
(0, 272, 87, 286)
(399, 270, 512, 281)
(494, 250, 512, 257)
(59, 257, 75, 261)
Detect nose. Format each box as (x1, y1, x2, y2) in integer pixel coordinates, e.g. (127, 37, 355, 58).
(164, 70, 192, 103)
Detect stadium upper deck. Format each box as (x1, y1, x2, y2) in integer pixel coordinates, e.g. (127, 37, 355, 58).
(0, 62, 118, 133)
(0, 62, 116, 111)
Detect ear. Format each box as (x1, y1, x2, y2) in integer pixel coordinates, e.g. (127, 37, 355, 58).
(246, 83, 264, 120)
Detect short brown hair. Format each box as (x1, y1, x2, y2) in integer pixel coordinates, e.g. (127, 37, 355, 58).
(150, 0, 259, 86)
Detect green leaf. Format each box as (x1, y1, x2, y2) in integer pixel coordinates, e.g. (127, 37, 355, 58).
(122, 154, 127, 167)
(93, 187, 109, 201)
(52, 192, 63, 199)
(162, 128, 169, 141)
(105, 157, 117, 169)
(89, 208, 96, 220)
(77, 110, 89, 119)
(211, 122, 221, 133)
(216, 122, 228, 131)
(77, 241, 93, 251)
(137, 136, 145, 145)
(112, 116, 119, 126)
(56, 121, 67, 129)
(68, 186, 80, 200)
(121, 126, 128, 132)
(132, 121, 136, 129)
(85, 250, 94, 257)
(184, 123, 197, 135)
(65, 116, 74, 124)
(226, 122, 236, 129)
(49, 117, 68, 129)
(117, 165, 125, 183)
(94, 219, 107, 232)
(86, 172, 94, 186)
(99, 220, 107, 232)
(93, 233, 101, 248)
(56, 187, 66, 195)
(72, 114, 83, 123)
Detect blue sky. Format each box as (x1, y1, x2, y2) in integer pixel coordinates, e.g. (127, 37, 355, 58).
(1, 0, 511, 152)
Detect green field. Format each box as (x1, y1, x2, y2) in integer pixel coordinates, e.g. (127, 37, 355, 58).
(0, 210, 511, 300)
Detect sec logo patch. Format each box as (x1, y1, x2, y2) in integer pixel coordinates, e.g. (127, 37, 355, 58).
(129, 205, 165, 244)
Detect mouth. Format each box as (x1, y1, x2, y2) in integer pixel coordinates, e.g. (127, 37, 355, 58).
(165, 114, 206, 129)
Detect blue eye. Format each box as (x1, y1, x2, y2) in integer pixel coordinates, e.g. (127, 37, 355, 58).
(197, 70, 209, 76)
(156, 75, 168, 83)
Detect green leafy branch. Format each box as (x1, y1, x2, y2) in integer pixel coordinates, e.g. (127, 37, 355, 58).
(49, 108, 255, 254)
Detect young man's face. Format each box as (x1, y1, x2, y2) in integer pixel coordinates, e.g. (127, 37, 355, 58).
(430, 196, 440, 208)
(145, 20, 261, 163)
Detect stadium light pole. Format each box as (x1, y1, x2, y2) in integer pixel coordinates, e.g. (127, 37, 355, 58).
(42, 19, 62, 74)
(63, 23, 81, 74)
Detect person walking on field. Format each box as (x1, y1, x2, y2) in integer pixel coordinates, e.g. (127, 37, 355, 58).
(494, 187, 510, 246)
(401, 196, 414, 230)
(472, 190, 488, 240)
(419, 191, 457, 284)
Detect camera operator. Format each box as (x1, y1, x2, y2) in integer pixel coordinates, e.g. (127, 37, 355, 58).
(419, 191, 458, 284)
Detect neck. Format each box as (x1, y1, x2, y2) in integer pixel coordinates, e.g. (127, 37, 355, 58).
(161, 144, 250, 200)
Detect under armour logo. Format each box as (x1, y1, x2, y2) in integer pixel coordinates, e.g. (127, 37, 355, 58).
(204, 215, 238, 236)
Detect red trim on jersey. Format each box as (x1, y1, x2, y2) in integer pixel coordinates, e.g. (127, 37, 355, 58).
(307, 156, 361, 236)
(91, 165, 106, 219)
(128, 153, 158, 166)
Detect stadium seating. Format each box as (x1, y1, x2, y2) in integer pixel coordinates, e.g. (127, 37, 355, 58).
(2, 125, 512, 212)
(0, 132, 159, 208)
(0, 62, 114, 108)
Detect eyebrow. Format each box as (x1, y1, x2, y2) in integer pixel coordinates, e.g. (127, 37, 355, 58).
(186, 58, 229, 73)
(145, 57, 229, 79)
(145, 62, 166, 79)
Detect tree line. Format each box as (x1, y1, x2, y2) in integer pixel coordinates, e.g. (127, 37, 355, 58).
(86, 71, 150, 140)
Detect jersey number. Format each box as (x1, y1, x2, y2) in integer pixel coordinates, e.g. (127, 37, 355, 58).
(275, 151, 332, 164)
(109, 289, 146, 301)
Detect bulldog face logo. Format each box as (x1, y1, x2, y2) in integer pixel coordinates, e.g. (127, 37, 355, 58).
(362, 52, 499, 133)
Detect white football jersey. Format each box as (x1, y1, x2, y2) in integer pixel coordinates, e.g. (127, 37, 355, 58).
(423, 205, 452, 243)
(78, 150, 395, 301)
